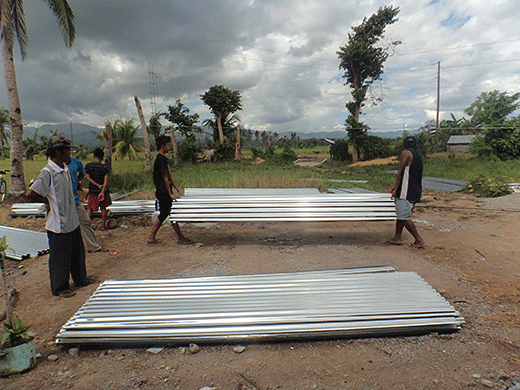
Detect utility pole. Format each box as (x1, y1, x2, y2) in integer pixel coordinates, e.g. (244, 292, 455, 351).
(148, 62, 157, 116)
(435, 61, 440, 145)
(134, 96, 152, 171)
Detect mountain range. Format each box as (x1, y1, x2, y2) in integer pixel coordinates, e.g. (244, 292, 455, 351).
(22, 123, 410, 148)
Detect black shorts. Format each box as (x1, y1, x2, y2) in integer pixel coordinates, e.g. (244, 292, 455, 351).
(156, 192, 173, 222)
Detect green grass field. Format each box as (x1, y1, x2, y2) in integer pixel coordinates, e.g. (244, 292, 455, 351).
(3, 148, 520, 200)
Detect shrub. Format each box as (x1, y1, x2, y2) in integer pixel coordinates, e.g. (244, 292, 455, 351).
(466, 175, 510, 197)
(178, 135, 202, 164)
(275, 146, 298, 163)
(251, 145, 276, 160)
(357, 135, 394, 160)
(213, 140, 235, 162)
(330, 139, 350, 161)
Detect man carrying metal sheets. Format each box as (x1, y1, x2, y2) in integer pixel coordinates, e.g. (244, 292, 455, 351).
(148, 135, 192, 245)
(386, 136, 425, 248)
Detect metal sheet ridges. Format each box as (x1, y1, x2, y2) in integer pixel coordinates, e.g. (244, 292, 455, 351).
(0, 225, 49, 260)
(56, 267, 463, 345)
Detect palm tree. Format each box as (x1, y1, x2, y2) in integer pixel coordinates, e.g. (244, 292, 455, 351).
(1, 0, 75, 196)
(0, 108, 9, 159)
(23, 125, 41, 160)
(203, 114, 240, 143)
(112, 119, 144, 160)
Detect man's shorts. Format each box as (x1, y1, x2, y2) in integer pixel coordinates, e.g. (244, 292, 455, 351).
(156, 192, 173, 222)
(395, 198, 416, 220)
(87, 192, 112, 211)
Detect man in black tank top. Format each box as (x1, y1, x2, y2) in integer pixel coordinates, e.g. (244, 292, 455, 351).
(386, 136, 425, 248)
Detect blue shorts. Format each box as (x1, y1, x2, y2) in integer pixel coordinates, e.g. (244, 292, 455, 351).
(395, 198, 416, 220)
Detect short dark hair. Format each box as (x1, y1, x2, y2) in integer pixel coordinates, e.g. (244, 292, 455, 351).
(156, 135, 171, 150)
(403, 136, 418, 149)
(93, 148, 104, 159)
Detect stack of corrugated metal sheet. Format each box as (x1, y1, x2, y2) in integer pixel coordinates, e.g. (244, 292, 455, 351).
(170, 190, 396, 222)
(0, 225, 49, 260)
(184, 188, 320, 196)
(105, 200, 156, 216)
(11, 199, 157, 217)
(55, 267, 464, 346)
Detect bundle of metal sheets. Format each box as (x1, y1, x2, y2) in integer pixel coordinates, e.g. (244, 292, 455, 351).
(11, 199, 157, 217)
(56, 267, 464, 345)
(170, 191, 396, 222)
(184, 188, 320, 196)
(0, 225, 49, 260)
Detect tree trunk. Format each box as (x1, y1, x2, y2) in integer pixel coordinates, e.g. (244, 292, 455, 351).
(216, 114, 224, 143)
(268, 131, 271, 146)
(235, 124, 242, 162)
(2, 27, 26, 196)
(169, 127, 179, 166)
(134, 96, 152, 171)
(105, 123, 113, 174)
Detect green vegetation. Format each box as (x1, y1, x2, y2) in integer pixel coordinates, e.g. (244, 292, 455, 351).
(11, 147, 520, 199)
(1, 315, 33, 349)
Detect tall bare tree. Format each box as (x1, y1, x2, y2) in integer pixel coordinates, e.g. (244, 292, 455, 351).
(337, 6, 400, 162)
(1, 0, 76, 196)
(134, 96, 152, 170)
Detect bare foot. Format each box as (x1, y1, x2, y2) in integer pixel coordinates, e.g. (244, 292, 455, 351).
(147, 238, 158, 244)
(178, 237, 194, 245)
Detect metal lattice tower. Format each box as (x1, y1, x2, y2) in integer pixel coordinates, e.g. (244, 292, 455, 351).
(148, 62, 157, 116)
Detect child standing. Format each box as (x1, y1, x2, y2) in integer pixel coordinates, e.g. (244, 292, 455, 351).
(85, 148, 112, 230)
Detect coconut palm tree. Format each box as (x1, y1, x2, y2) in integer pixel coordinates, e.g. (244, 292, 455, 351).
(112, 119, 144, 160)
(0, 108, 9, 159)
(1, 0, 76, 196)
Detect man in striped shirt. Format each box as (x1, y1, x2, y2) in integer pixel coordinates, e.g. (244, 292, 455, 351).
(386, 136, 425, 248)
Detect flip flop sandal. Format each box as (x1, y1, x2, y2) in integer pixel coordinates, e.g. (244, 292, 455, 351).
(57, 290, 76, 298)
(384, 240, 403, 246)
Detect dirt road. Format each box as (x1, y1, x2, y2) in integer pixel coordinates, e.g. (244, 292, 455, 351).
(1, 190, 520, 389)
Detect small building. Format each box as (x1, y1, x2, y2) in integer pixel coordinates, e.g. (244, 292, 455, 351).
(447, 135, 476, 153)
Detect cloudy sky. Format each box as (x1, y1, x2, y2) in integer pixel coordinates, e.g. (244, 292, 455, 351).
(0, 0, 519, 135)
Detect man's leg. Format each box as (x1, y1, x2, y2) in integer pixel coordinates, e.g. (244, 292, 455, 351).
(77, 204, 103, 252)
(387, 220, 406, 245)
(69, 227, 90, 287)
(47, 231, 72, 295)
(101, 207, 108, 230)
(404, 220, 425, 247)
(148, 217, 162, 243)
(171, 221, 192, 243)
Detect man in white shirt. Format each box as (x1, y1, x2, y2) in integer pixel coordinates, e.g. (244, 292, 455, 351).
(26, 136, 93, 298)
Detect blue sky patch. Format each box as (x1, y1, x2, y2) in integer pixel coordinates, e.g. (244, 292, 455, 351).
(442, 11, 471, 29)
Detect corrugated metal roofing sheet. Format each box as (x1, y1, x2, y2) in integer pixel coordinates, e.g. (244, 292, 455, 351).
(447, 135, 476, 145)
(56, 267, 463, 346)
(0, 225, 49, 260)
(422, 177, 469, 192)
(170, 191, 396, 222)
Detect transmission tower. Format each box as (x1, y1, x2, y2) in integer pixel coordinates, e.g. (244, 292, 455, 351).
(148, 62, 157, 116)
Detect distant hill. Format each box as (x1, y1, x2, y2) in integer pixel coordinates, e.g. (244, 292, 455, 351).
(277, 130, 413, 140)
(23, 123, 105, 148)
(21, 123, 415, 148)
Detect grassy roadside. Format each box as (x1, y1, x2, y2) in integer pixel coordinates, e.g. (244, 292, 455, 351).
(4, 149, 520, 200)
